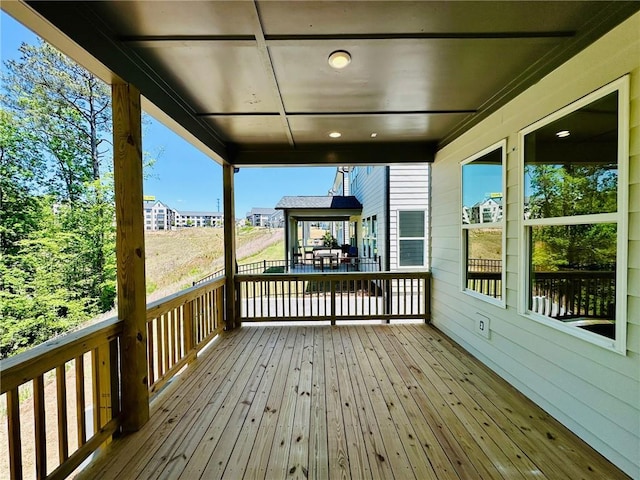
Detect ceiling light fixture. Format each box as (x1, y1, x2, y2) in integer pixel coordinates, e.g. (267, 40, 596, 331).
(329, 131, 342, 138)
(556, 130, 570, 138)
(328, 50, 351, 69)
(370, 133, 378, 138)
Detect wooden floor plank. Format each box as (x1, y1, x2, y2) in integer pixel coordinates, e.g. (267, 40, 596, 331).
(339, 327, 395, 480)
(77, 327, 257, 480)
(262, 327, 308, 479)
(143, 327, 273, 480)
(221, 327, 294, 479)
(330, 326, 373, 479)
(364, 326, 462, 480)
(322, 327, 350, 479)
(395, 326, 547, 479)
(393, 326, 534, 479)
(308, 324, 328, 480)
(199, 327, 286, 479)
(375, 326, 503, 480)
(74, 324, 630, 480)
(174, 327, 281, 479)
(408, 324, 629, 480)
(285, 327, 315, 478)
(342, 326, 417, 479)
(240, 327, 300, 479)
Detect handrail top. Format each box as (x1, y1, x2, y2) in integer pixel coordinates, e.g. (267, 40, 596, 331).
(236, 270, 431, 281)
(146, 275, 225, 320)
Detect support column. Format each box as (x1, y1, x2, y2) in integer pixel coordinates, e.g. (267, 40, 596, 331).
(112, 82, 149, 432)
(283, 211, 290, 265)
(223, 164, 238, 330)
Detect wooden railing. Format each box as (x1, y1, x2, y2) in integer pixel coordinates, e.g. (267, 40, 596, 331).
(236, 271, 430, 324)
(531, 270, 615, 319)
(193, 257, 382, 286)
(466, 269, 615, 318)
(467, 271, 502, 298)
(0, 276, 226, 480)
(1, 318, 123, 480)
(467, 258, 502, 272)
(146, 277, 225, 394)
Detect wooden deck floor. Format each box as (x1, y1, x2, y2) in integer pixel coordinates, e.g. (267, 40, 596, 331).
(77, 324, 628, 480)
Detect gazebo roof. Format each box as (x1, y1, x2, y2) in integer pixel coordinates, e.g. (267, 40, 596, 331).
(276, 196, 362, 221)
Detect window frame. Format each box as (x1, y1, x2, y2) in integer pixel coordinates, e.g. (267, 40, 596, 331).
(460, 139, 507, 307)
(397, 209, 428, 268)
(518, 76, 629, 354)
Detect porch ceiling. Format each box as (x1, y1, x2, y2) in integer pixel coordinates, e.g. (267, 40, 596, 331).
(15, 1, 640, 166)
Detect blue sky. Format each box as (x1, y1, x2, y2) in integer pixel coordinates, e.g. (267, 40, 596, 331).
(1, 12, 336, 217)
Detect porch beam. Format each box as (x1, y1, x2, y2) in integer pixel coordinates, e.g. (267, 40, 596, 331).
(223, 164, 238, 330)
(112, 82, 149, 431)
(230, 142, 436, 167)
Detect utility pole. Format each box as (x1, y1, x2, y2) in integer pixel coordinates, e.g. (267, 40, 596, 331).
(217, 198, 220, 212)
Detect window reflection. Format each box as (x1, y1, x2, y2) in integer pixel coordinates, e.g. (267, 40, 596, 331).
(523, 88, 621, 341)
(461, 144, 504, 301)
(465, 229, 502, 298)
(529, 224, 616, 339)
(462, 149, 502, 224)
(524, 92, 618, 220)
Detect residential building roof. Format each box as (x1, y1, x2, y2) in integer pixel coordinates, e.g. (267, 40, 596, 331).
(276, 196, 362, 210)
(177, 210, 223, 217)
(248, 208, 277, 216)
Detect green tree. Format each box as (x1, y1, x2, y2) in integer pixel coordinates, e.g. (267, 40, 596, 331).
(0, 109, 43, 256)
(1, 40, 117, 356)
(527, 164, 617, 270)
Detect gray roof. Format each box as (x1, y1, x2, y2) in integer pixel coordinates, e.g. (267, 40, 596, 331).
(249, 208, 277, 215)
(177, 210, 223, 217)
(276, 196, 362, 210)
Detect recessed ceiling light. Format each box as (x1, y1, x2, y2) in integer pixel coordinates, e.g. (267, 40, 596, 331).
(556, 130, 570, 138)
(328, 50, 351, 69)
(329, 131, 342, 138)
(370, 133, 378, 138)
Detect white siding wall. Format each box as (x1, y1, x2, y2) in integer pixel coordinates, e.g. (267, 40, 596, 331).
(389, 163, 430, 270)
(350, 166, 386, 264)
(431, 13, 640, 477)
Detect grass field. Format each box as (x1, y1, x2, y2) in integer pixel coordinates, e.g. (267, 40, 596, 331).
(145, 226, 284, 301)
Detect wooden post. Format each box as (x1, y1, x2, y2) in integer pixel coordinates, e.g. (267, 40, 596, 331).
(223, 164, 238, 329)
(112, 82, 149, 431)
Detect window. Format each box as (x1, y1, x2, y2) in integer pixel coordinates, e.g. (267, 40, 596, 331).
(398, 210, 426, 267)
(363, 216, 377, 259)
(461, 141, 505, 304)
(520, 77, 628, 352)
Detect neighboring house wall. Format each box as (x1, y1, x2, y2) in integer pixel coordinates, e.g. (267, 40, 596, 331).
(268, 210, 284, 228)
(388, 163, 430, 270)
(350, 165, 386, 265)
(330, 167, 351, 244)
(430, 13, 639, 477)
(350, 164, 430, 271)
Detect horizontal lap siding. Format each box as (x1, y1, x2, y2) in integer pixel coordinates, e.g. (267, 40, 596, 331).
(351, 167, 386, 267)
(389, 164, 430, 270)
(431, 12, 640, 478)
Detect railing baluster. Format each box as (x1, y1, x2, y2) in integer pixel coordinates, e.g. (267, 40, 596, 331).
(162, 313, 169, 374)
(7, 387, 22, 480)
(75, 356, 86, 447)
(330, 280, 336, 325)
(147, 321, 155, 385)
(92, 348, 101, 434)
(56, 365, 69, 463)
(33, 374, 46, 479)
